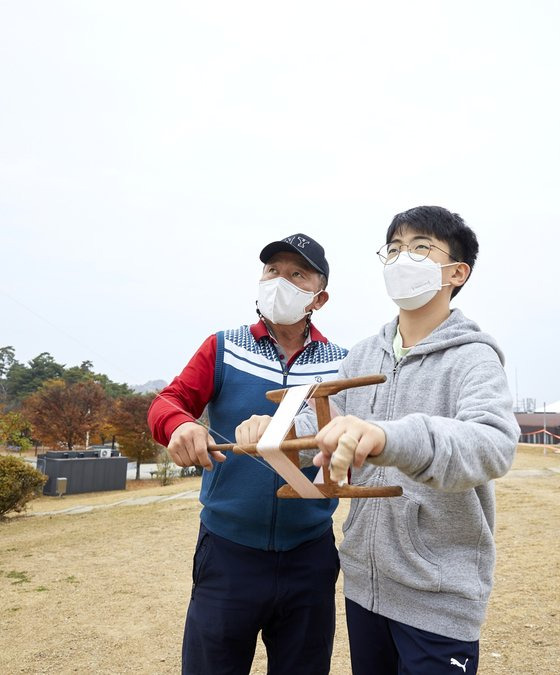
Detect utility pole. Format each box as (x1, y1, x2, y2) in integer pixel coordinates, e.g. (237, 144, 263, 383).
(85, 407, 91, 449)
(543, 402, 547, 454)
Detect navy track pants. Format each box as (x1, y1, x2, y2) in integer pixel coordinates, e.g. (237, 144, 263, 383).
(182, 523, 339, 675)
(346, 598, 479, 674)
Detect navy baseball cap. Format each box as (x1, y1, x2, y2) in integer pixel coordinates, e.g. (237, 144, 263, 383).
(259, 233, 329, 281)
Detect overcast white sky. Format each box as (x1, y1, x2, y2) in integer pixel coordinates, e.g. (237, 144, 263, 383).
(1, 1, 559, 406)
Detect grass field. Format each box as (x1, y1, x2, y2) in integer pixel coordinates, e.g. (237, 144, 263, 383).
(1, 444, 559, 674)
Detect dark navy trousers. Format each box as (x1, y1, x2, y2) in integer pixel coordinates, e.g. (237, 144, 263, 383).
(346, 598, 479, 674)
(182, 523, 339, 675)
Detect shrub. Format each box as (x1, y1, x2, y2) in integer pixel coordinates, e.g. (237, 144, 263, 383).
(0, 456, 47, 518)
(156, 448, 179, 486)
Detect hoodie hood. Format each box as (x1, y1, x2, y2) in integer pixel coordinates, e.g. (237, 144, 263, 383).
(379, 308, 506, 366)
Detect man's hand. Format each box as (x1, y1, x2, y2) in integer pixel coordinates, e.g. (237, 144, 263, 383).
(313, 415, 386, 471)
(168, 422, 225, 471)
(235, 414, 272, 446)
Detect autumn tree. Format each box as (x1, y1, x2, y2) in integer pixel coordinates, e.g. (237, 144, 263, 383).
(111, 394, 160, 479)
(62, 360, 132, 398)
(0, 346, 16, 403)
(6, 352, 65, 403)
(0, 346, 16, 378)
(91, 415, 118, 448)
(1, 350, 132, 410)
(0, 411, 33, 452)
(23, 379, 110, 450)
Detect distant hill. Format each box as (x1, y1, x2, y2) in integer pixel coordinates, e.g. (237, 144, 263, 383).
(131, 379, 167, 394)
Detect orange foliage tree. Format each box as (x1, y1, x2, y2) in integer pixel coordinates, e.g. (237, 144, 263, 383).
(23, 379, 110, 450)
(111, 394, 160, 479)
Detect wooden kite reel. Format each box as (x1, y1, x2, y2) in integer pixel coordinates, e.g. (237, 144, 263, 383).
(208, 374, 403, 499)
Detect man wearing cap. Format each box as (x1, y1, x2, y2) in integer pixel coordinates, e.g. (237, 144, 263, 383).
(148, 234, 347, 675)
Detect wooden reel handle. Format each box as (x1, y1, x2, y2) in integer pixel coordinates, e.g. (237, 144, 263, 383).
(205, 373, 401, 499)
(265, 374, 386, 403)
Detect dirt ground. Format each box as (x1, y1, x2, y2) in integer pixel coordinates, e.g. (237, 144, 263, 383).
(1, 444, 559, 674)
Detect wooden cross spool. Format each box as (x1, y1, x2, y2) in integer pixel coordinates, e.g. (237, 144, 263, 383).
(207, 374, 403, 499)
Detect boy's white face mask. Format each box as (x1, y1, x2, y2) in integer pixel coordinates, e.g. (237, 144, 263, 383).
(383, 255, 455, 310)
(257, 277, 318, 325)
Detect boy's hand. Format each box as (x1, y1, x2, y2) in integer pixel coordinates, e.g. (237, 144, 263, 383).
(313, 415, 386, 474)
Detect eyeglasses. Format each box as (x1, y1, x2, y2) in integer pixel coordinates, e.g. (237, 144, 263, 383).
(376, 238, 460, 265)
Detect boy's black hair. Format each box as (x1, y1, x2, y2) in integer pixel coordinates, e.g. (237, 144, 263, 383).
(386, 205, 479, 298)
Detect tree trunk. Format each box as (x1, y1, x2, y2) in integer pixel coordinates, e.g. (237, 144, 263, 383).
(136, 460, 140, 480)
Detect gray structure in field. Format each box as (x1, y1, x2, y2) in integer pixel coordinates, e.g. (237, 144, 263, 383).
(37, 449, 128, 496)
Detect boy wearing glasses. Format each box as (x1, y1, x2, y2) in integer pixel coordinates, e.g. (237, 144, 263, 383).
(237, 205, 520, 674)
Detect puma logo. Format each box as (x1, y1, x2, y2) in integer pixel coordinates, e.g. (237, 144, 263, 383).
(450, 657, 468, 672)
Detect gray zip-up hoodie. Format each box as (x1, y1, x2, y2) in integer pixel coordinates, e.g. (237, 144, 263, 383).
(296, 309, 520, 641)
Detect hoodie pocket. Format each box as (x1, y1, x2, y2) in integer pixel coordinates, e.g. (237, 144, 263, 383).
(375, 496, 441, 592)
(342, 497, 368, 534)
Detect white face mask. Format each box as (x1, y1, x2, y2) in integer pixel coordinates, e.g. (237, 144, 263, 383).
(257, 277, 318, 325)
(383, 255, 456, 310)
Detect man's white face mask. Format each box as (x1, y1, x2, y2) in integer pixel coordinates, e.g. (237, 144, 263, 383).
(383, 255, 456, 310)
(257, 277, 319, 325)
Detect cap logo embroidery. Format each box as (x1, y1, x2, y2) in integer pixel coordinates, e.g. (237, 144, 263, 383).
(296, 236, 309, 249)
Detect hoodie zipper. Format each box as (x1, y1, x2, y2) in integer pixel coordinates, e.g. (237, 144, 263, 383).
(386, 356, 401, 419)
(370, 351, 400, 612)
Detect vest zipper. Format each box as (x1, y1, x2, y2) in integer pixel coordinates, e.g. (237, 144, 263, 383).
(268, 355, 289, 550)
(268, 343, 313, 550)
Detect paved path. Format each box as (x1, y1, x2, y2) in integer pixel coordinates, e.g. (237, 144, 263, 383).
(29, 489, 201, 517)
(29, 466, 560, 517)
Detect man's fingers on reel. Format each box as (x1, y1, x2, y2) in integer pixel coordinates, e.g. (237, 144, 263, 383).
(168, 443, 190, 468)
(234, 419, 251, 446)
(235, 415, 267, 446)
(206, 432, 226, 463)
(192, 437, 213, 470)
(256, 415, 272, 442)
(312, 450, 330, 467)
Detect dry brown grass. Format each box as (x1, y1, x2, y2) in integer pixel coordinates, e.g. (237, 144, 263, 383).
(1, 445, 559, 674)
